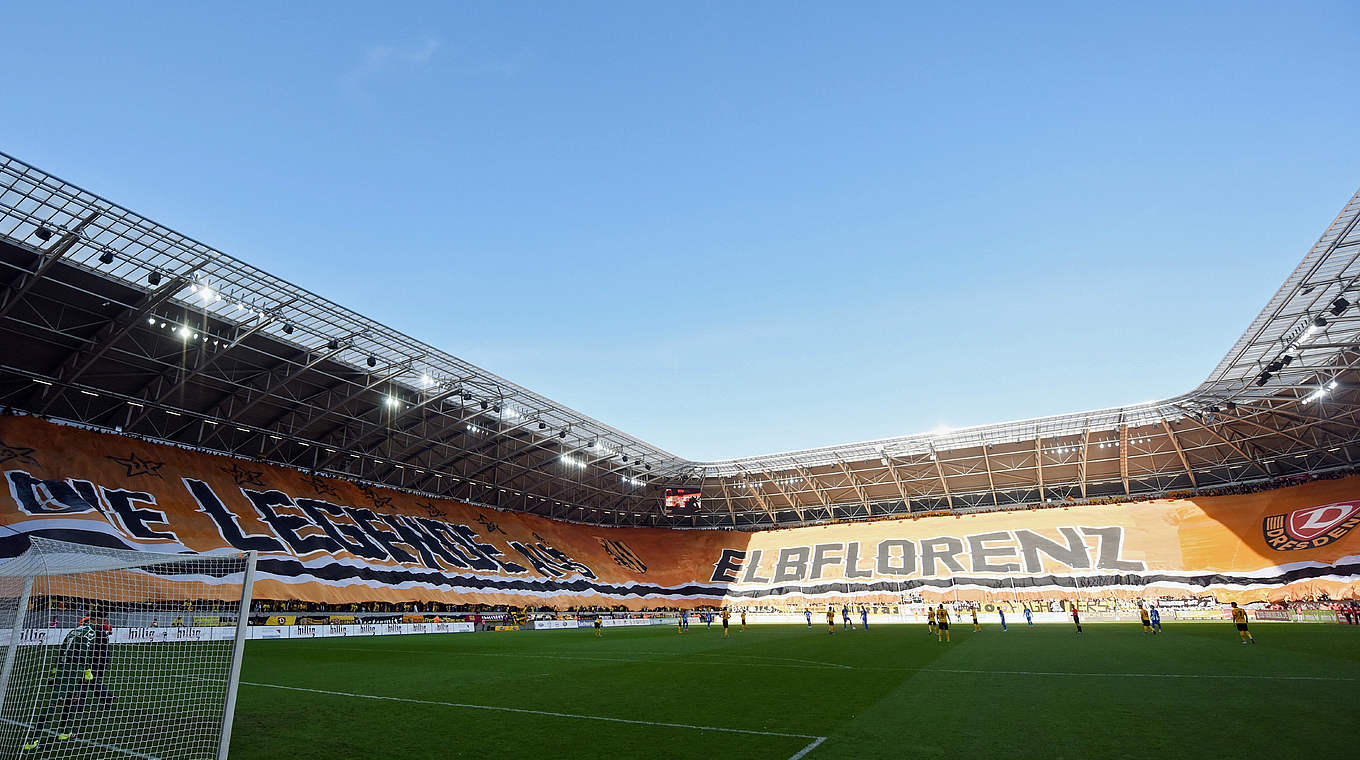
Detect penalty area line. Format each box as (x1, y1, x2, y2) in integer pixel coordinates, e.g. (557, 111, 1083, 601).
(788, 736, 828, 760)
(235, 680, 828, 758)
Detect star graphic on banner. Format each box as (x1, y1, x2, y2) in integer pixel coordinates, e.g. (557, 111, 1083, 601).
(304, 473, 339, 498)
(220, 461, 266, 488)
(0, 441, 39, 467)
(108, 453, 165, 479)
(476, 514, 506, 535)
(356, 483, 392, 511)
(415, 501, 444, 519)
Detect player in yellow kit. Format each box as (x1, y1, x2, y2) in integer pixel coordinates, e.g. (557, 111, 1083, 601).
(1139, 603, 1152, 634)
(927, 606, 936, 636)
(971, 606, 980, 632)
(1230, 602, 1255, 644)
(740, 609, 747, 631)
(721, 607, 731, 638)
(826, 606, 835, 634)
(936, 604, 951, 642)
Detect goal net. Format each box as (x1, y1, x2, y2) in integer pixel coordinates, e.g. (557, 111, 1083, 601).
(0, 538, 256, 760)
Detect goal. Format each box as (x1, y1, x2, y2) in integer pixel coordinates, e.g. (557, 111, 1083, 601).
(0, 538, 256, 759)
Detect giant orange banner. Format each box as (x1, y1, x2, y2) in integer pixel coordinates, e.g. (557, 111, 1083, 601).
(0, 415, 1356, 606)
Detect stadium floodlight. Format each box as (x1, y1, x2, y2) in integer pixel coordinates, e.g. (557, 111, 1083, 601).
(1303, 382, 1336, 404)
(367, 355, 377, 368)
(327, 338, 339, 351)
(1331, 297, 1350, 316)
(32, 227, 53, 242)
(147, 271, 162, 286)
(97, 251, 114, 265)
(282, 324, 294, 335)
(0, 538, 256, 760)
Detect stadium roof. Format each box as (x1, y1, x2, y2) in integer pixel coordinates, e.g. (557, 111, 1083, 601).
(1, 150, 1358, 529)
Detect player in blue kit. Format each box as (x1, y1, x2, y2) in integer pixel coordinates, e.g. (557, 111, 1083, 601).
(678, 609, 688, 634)
(842, 604, 854, 630)
(998, 608, 1008, 631)
(1023, 606, 1033, 627)
(804, 609, 812, 627)
(1149, 605, 1162, 634)
(859, 606, 869, 630)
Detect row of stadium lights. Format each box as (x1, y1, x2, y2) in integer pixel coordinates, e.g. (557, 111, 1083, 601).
(147, 315, 226, 348)
(130, 250, 752, 496)
(1303, 380, 1339, 404)
(133, 266, 666, 482)
(144, 307, 656, 486)
(65, 237, 700, 509)
(1256, 297, 1348, 388)
(1047, 437, 1153, 455)
(379, 389, 659, 484)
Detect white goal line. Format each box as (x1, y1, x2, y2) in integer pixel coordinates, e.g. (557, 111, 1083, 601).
(0, 716, 165, 760)
(225, 679, 829, 760)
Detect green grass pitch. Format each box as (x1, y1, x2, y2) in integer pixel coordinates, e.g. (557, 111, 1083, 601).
(229, 622, 1360, 759)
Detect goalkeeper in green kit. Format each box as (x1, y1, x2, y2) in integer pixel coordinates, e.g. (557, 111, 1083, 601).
(22, 610, 110, 751)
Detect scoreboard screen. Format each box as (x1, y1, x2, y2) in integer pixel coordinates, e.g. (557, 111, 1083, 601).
(663, 487, 702, 516)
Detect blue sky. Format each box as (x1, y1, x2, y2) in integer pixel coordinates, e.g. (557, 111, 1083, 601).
(5, 2, 1358, 459)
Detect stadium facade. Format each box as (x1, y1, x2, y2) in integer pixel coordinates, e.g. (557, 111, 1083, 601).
(0, 152, 1357, 604)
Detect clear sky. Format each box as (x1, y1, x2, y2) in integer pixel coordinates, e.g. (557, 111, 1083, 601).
(5, 2, 1358, 460)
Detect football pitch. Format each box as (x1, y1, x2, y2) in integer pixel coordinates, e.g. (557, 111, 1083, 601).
(230, 622, 1360, 759)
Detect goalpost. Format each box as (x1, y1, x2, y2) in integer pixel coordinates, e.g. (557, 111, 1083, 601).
(0, 538, 256, 760)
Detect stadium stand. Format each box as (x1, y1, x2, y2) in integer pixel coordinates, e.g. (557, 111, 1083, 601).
(0, 153, 1357, 610)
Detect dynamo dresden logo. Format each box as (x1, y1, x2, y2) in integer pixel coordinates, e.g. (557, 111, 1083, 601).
(1263, 502, 1360, 551)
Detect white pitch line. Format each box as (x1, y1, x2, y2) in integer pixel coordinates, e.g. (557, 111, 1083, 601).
(904, 667, 1356, 682)
(788, 736, 828, 760)
(235, 679, 826, 757)
(0, 716, 165, 760)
